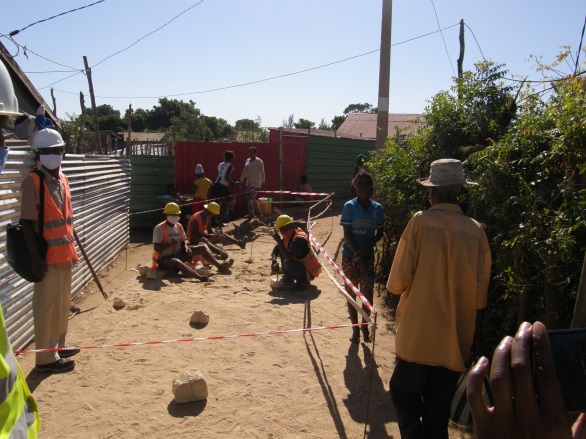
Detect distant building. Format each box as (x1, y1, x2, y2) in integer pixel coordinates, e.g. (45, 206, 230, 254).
(336, 113, 425, 140)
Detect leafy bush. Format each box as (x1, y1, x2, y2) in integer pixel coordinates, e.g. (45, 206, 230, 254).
(371, 53, 586, 349)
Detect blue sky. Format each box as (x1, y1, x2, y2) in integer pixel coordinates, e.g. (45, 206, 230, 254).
(1, 1, 584, 128)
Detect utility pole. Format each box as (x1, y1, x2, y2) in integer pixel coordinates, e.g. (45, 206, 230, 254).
(126, 104, 132, 157)
(375, 0, 392, 150)
(77, 91, 86, 154)
(457, 19, 465, 79)
(83, 56, 101, 153)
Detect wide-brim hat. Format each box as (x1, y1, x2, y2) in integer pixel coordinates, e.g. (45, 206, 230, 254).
(417, 158, 478, 187)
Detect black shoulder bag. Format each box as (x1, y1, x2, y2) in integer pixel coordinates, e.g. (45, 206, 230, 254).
(6, 170, 49, 282)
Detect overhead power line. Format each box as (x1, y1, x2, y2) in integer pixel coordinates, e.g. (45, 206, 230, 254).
(7, 0, 106, 37)
(37, 0, 207, 90)
(429, 0, 455, 76)
(52, 23, 461, 100)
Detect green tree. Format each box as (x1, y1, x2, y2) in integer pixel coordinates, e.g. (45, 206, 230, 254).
(370, 51, 586, 352)
(234, 118, 264, 141)
(331, 115, 346, 130)
(294, 118, 315, 129)
(282, 114, 294, 128)
(94, 104, 124, 132)
(202, 116, 233, 140)
(318, 118, 331, 130)
(343, 102, 377, 114)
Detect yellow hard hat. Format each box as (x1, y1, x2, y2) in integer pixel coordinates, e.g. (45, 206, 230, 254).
(205, 202, 220, 215)
(275, 215, 294, 229)
(163, 202, 181, 215)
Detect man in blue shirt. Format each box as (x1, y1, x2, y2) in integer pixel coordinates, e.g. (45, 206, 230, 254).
(340, 171, 384, 343)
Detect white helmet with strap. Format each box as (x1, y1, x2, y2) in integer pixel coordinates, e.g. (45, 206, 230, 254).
(32, 128, 65, 150)
(0, 60, 19, 117)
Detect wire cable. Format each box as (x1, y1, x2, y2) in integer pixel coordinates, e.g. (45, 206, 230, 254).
(464, 23, 487, 62)
(7, 0, 106, 37)
(51, 23, 460, 100)
(0, 33, 81, 71)
(36, 0, 206, 90)
(91, 0, 206, 68)
(429, 0, 455, 76)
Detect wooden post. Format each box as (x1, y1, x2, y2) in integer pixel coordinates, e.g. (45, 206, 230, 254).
(83, 56, 101, 153)
(375, 0, 392, 150)
(77, 92, 86, 154)
(457, 19, 465, 79)
(457, 19, 465, 100)
(50, 88, 57, 117)
(279, 127, 284, 191)
(572, 252, 586, 327)
(126, 103, 132, 157)
(171, 125, 176, 156)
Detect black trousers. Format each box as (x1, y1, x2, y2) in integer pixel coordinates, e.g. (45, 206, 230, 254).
(389, 358, 460, 439)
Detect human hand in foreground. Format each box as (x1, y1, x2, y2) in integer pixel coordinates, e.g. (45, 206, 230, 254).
(468, 321, 573, 439)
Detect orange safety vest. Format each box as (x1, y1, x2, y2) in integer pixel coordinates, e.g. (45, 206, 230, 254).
(186, 211, 209, 241)
(283, 228, 322, 279)
(29, 172, 78, 265)
(151, 221, 185, 269)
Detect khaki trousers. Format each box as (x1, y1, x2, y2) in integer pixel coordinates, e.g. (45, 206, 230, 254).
(33, 265, 72, 365)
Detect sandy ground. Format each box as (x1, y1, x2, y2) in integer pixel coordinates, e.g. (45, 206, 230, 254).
(17, 207, 473, 438)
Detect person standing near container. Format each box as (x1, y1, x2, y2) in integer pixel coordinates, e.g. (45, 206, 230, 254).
(21, 118, 80, 373)
(240, 146, 265, 220)
(193, 164, 212, 214)
(211, 150, 239, 227)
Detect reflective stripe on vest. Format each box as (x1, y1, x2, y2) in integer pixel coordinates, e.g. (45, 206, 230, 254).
(29, 172, 78, 266)
(283, 228, 322, 279)
(186, 211, 209, 241)
(152, 222, 185, 269)
(0, 307, 39, 438)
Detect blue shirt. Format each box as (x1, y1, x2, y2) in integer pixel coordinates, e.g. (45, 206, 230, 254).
(340, 198, 385, 257)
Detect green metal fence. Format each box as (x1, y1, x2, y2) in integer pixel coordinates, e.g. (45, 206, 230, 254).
(129, 156, 175, 229)
(306, 135, 375, 199)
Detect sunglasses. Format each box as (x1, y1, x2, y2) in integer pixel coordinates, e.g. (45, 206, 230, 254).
(37, 147, 64, 155)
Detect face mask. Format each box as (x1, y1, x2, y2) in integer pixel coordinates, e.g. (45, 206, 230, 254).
(167, 216, 180, 225)
(39, 154, 62, 170)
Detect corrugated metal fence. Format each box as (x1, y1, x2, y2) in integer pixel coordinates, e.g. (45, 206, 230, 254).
(306, 135, 375, 198)
(0, 149, 130, 350)
(129, 156, 174, 229)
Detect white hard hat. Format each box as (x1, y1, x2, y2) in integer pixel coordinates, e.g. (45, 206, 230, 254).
(0, 61, 20, 116)
(195, 164, 204, 174)
(32, 128, 65, 150)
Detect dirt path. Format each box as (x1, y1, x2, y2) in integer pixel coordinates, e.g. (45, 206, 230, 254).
(17, 208, 472, 438)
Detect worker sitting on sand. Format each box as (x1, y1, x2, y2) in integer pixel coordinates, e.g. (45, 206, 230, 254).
(187, 202, 246, 255)
(269, 215, 322, 291)
(152, 203, 234, 280)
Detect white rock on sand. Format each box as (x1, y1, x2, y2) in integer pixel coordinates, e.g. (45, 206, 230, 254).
(172, 370, 208, 403)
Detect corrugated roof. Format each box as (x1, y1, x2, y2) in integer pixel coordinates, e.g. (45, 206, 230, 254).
(0, 41, 61, 130)
(336, 113, 425, 140)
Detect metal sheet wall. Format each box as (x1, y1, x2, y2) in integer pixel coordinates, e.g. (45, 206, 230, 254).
(129, 156, 175, 229)
(306, 135, 375, 199)
(0, 150, 130, 350)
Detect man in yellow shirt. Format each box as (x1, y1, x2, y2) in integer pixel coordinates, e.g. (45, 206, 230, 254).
(386, 158, 491, 439)
(193, 164, 213, 214)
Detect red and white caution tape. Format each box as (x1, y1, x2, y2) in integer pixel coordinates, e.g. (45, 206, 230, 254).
(14, 323, 372, 355)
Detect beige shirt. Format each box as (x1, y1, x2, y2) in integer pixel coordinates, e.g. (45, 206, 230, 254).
(240, 157, 265, 189)
(386, 203, 491, 372)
